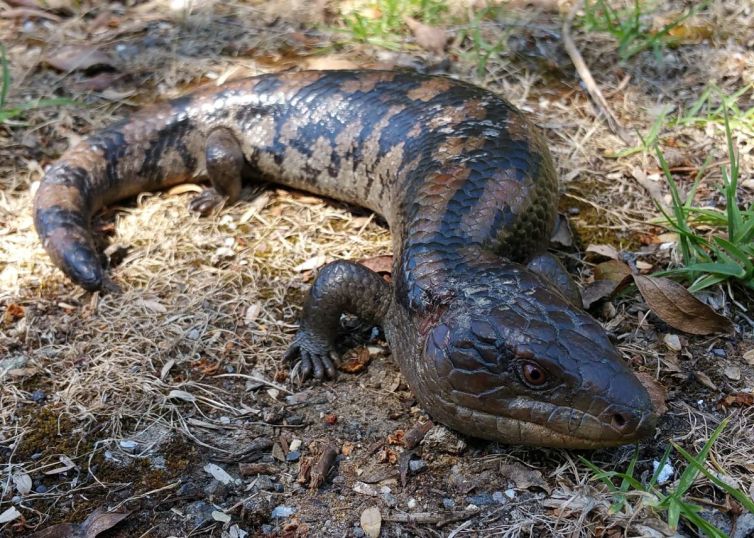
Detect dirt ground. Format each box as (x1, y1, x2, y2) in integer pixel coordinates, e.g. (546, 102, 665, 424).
(1, 0, 754, 536)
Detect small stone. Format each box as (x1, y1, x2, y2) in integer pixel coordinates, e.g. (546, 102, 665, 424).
(382, 490, 397, 507)
(35, 484, 48, 494)
(187, 500, 214, 527)
(408, 459, 427, 473)
(653, 459, 674, 485)
(443, 498, 455, 509)
(353, 528, 365, 538)
(30, 452, 42, 461)
(204, 480, 229, 501)
(492, 491, 506, 504)
(467, 493, 494, 506)
(271, 505, 295, 519)
(724, 366, 741, 381)
(360, 506, 382, 538)
(31, 390, 46, 403)
(663, 334, 682, 351)
(119, 440, 138, 453)
(286, 415, 305, 425)
(286, 450, 301, 462)
(407, 498, 417, 510)
(255, 475, 276, 491)
(712, 348, 726, 358)
(289, 439, 302, 452)
(504, 489, 516, 499)
(353, 481, 379, 497)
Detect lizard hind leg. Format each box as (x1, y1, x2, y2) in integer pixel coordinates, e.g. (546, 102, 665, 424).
(189, 127, 244, 216)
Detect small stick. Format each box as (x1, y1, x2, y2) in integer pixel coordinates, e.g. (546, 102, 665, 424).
(562, 0, 634, 145)
(309, 443, 338, 490)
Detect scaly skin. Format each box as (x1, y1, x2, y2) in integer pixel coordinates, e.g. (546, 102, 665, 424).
(34, 70, 657, 448)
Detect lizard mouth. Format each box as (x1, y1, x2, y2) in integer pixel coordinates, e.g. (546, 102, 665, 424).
(441, 398, 657, 449)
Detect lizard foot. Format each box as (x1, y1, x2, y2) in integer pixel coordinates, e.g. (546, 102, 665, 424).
(189, 188, 227, 216)
(284, 330, 340, 381)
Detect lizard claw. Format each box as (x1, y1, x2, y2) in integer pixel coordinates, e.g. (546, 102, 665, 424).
(189, 188, 227, 216)
(285, 331, 339, 381)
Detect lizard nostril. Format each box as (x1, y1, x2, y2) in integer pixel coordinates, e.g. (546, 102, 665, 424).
(612, 412, 628, 430)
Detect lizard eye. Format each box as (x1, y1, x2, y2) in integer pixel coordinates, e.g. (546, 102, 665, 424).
(521, 362, 547, 388)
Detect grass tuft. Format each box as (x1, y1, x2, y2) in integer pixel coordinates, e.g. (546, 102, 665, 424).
(338, 0, 448, 50)
(582, 418, 753, 537)
(0, 44, 75, 125)
(655, 101, 754, 292)
(580, 0, 711, 62)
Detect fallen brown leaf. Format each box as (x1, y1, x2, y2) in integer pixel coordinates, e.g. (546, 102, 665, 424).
(635, 372, 668, 416)
(719, 392, 754, 409)
(45, 46, 115, 72)
(404, 16, 448, 53)
(594, 259, 632, 283)
(633, 275, 733, 335)
(581, 260, 633, 308)
(499, 462, 551, 494)
(586, 243, 620, 260)
(358, 254, 393, 275)
(339, 346, 372, 374)
(30, 507, 131, 538)
(694, 371, 718, 391)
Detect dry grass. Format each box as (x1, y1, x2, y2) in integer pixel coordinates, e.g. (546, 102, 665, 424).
(1, 0, 754, 535)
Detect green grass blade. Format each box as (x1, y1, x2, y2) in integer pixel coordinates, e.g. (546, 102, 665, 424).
(0, 43, 9, 109)
(673, 444, 754, 514)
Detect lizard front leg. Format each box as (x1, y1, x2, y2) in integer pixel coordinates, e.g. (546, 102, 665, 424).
(285, 260, 392, 380)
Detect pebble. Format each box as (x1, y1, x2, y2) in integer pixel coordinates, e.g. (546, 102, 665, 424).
(255, 475, 277, 491)
(504, 489, 516, 499)
(119, 440, 138, 453)
(407, 498, 417, 510)
(177, 480, 200, 497)
(492, 491, 506, 504)
(271, 505, 296, 519)
(652, 459, 674, 485)
(31, 390, 46, 403)
(382, 490, 397, 507)
(203, 480, 229, 501)
(186, 500, 214, 527)
(443, 498, 455, 509)
(408, 459, 427, 473)
(712, 348, 726, 358)
(467, 493, 495, 506)
(286, 450, 301, 462)
(35, 484, 48, 494)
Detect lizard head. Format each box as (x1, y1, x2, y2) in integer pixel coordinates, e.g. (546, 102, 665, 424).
(413, 265, 657, 449)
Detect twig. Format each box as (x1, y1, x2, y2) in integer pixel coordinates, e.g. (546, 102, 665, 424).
(562, 0, 634, 145)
